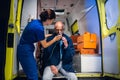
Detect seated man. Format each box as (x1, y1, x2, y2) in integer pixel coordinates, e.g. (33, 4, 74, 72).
(42, 21, 78, 80)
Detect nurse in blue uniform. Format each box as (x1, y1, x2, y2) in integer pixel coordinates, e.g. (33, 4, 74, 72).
(17, 9, 62, 80)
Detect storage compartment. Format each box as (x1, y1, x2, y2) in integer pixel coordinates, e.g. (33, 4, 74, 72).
(76, 32, 98, 54)
(81, 54, 102, 72)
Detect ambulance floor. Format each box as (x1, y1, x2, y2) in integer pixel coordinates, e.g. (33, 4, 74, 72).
(14, 76, 119, 80)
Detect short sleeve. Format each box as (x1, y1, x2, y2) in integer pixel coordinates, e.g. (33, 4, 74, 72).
(35, 28, 45, 41)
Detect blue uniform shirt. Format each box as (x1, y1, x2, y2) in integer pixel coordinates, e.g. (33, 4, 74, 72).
(20, 20, 45, 44)
(18, 20, 45, 55)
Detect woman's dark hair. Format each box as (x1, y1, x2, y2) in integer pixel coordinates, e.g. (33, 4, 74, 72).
(39, 9, 56, 22)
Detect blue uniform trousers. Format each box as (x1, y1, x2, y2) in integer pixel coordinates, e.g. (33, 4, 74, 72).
(17, 44, 38, 80)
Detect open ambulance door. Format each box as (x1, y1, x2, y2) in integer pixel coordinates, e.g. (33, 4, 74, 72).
(0, 0, 10, 80)
(5, 0, 23, 80)
(97, 0, 120, 79)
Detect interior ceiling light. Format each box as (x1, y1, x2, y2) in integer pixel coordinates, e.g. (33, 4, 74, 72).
(55, 9, 65, 15)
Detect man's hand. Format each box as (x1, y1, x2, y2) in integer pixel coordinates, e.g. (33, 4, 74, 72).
(50, 65, 58, 74)
(62, 37, 68, 48)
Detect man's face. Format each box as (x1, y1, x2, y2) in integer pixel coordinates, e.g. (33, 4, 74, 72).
(54, 22, 64, 35)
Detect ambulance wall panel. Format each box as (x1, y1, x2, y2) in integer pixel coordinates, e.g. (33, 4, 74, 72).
(103, 36, 119, 74)
(21, 0, 37, 32)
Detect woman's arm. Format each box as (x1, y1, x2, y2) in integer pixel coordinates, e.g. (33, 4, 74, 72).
(40, 35, 62, 48)
(45, 34, 52, 38)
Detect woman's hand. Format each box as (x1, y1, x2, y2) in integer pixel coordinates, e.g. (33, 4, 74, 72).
(50, 65, 58, 74)
(53, 35, 62, 42)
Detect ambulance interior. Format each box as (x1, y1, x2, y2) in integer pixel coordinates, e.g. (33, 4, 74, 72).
(3, 0, 120, 80)
(20, 0, 101, 74)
